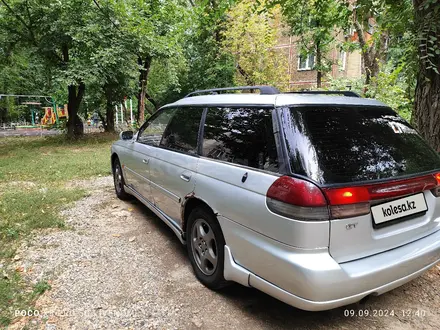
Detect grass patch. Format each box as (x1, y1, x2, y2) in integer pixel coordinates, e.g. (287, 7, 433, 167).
(0, 132, 117, 327)
(0, 272, 26, 327)
(0, 188, 87, 326)
(0, 133, 116, 183)
(0, 274, 53, 327)
(33, 280, 51, 295)
(0, 187, 87, 258)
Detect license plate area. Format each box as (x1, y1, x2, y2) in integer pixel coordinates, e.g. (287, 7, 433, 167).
(371, 192, 428, 226)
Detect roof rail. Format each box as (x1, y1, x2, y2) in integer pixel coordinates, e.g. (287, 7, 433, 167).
(287, 90, 361, 98)
(184, 85, 280, 98)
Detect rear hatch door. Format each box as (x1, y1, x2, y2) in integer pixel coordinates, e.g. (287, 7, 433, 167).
(279, 105, 440, 262)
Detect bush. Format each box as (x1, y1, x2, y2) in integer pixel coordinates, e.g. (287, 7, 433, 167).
(365, 64, 412, 122)
(326, 76, 365, 95)
(327, 63, 412, 122)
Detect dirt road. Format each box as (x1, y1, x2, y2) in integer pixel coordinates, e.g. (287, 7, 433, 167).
(10, 177, 440, 329)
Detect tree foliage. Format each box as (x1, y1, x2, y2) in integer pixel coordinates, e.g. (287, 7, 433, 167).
(222, 0, 289, 90)
(1, 0, 439, 147)
(275, 0, 351, 87)
(0, 0, 189, 135)
(177, 0, 236, 95)
(0, 0, 106, 136)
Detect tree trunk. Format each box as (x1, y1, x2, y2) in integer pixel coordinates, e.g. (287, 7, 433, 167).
(354, 19, 372, 86)
(236, 63, 254, 85)
(316, 42, 322, 88)
(103, 84, 115, 132)
(145, 91, 158, 110)
(105, 98, 115, 133)
(412, 0, 440, 151)
(62, 44, 84, 138)
(97, 111, 107, 131)
(66, 83, 85, 138)
(137, 55, 154, 123)
(353, 17, 387, 89)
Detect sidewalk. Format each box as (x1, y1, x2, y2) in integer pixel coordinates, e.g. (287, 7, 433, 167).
(0, 128, 62, 137)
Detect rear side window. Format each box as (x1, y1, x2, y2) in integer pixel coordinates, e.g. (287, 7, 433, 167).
(160, 107, 204, 154)
(281, 106, 440, 184)
(203, 107, 279, 172)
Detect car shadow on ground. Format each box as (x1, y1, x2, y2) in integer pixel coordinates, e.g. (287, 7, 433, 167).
(217, 285, 371, 329)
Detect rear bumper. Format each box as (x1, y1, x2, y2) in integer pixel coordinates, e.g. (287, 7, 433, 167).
(220, 216, 440, 311)
(247, 257, 438, 311)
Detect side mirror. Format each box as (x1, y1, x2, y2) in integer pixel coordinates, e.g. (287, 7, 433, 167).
(120, 130, 134, 140)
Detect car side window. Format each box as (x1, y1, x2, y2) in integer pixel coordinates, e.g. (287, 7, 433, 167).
(160, 107, 204, 154)
(137, 108, 177, 146)
(202, 107, 279, 172)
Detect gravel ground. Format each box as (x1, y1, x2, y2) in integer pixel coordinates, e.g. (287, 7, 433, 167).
(9, 176, 440, 329)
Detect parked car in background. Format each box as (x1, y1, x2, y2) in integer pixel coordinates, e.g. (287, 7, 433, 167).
(111, 86, 440, 311)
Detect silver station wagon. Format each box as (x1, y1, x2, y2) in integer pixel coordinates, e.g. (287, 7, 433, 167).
(111, 86, 440, 311)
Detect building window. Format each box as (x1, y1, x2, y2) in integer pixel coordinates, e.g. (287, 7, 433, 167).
(339, 50, 346, 71)
(298, 54, 315, 71)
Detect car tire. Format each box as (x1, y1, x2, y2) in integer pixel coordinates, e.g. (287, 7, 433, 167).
(113, 158, 132, 200)
(187, 206, 230, 290)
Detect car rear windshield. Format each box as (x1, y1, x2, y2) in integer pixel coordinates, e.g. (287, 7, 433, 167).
(281, 105, 440, 185)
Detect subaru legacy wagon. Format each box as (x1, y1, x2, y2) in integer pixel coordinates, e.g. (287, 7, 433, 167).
(110, 86, 440, 311)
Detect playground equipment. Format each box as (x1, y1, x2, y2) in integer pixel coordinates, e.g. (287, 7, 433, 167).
(41, 105, 67, 125)
(41, 107, 56, 125)
(0, 94, 64, 128)
(22, 101, 42, 125)
(115, 98, 134, 125)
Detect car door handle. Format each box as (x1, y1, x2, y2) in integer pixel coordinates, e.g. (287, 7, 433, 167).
(142, 158, 149, 164)
(180, 173, 191, 182)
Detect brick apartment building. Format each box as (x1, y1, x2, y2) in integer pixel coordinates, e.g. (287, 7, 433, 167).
(275, 29, 367, 90)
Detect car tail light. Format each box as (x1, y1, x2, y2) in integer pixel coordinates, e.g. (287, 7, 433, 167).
(266, 173, 440, 221)
(266, 176, 329, 220)
(322, 186, 370, 218)
(329, 203, 370, 219)
(431, 172, 440, 197)
(368, 174, 438, 199)
(324, 187, 369, 205)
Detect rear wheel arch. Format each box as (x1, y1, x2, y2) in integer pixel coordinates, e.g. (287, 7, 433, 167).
(112, 155, 132, 200)
(184, 198, 230, 289)
(111, 153, 119, 172)
(182, 197, 217, 238)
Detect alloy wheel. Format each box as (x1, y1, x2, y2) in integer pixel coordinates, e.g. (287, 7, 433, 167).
(191, 218, 218, 275)
(114, 164, 123, 193)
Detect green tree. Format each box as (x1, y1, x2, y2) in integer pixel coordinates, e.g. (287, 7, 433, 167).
(148, 56, 188, 106)
(411, 0, 440, 150)
(351, 0, 386, 86)
(222, 0, 289, 90)
(97, 0, 187, 122)
(0, 0, 104, 137)
(81, 1, 138, 131)
(0, 48, 48, 123)
(276, 0, 351, 87)
(0, 2, 60, 124)
(179, 0, 235, 95)
(349, 0, 413, 89)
